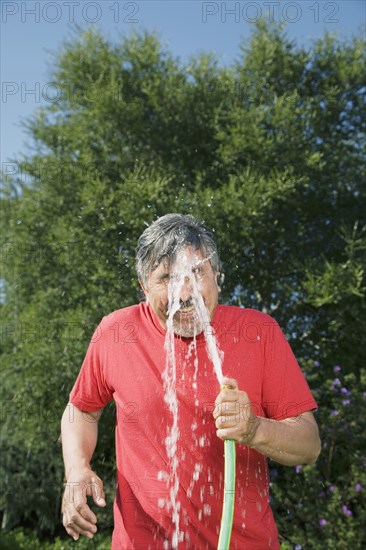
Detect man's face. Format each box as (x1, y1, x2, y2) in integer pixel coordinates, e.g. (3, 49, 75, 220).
(140, 247, 220, 337)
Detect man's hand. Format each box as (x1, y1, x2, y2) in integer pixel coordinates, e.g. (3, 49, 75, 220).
(213, 377, 260, 445)
(62, 468, 106, 540)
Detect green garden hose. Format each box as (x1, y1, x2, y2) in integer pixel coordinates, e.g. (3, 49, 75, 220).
(217, 386, 236, 550)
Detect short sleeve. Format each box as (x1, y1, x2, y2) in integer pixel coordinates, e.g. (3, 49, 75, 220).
(262, 321, 317, 420)
(69, 320, 113, 411)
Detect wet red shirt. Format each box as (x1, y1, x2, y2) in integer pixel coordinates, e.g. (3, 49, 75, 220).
(70, 303, 317, 549)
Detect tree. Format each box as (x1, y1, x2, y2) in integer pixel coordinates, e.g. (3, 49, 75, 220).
(1, 22, 365, 547)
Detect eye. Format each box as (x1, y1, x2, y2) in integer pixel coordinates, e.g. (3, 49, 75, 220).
(159, 273, 171, 283)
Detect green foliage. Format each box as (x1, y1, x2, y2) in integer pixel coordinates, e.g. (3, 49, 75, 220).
(1, 21, 365, 546)
(302, 222, 366, 369)
(271, 363, 366, 549)
(0, 527, 111, 549)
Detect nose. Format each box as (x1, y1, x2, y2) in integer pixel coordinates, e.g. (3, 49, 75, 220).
(179, 276, 193, 302)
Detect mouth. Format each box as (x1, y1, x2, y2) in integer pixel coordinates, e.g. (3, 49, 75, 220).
(177, 305, 195, 315)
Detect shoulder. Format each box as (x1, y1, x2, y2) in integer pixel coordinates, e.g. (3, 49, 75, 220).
(91, 304, 145, 343)
(101, 303, 143, 327)
(84, 304, 147, 347)
(216, 304, 277, 325)
(215, 305, 281, 344)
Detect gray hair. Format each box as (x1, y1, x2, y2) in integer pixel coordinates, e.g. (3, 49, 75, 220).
(136, 213, 221, 284)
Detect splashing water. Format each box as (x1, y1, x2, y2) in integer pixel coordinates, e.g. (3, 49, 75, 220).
(162, 249, 224, 547)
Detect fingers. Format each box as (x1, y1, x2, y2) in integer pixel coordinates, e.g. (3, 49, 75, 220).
(62, 500, 98, 540)
(214, 377, 247, 422)
(63, 521, 96, 541)
(215, 380, 248, 408)
(74, 498, 98, 524)
(63, 512, 97, 540)
(215, 412, 259, 444)
(213, 377, 259, 444)
(62, 474, 105, 540)
(213, 401, 251, 428)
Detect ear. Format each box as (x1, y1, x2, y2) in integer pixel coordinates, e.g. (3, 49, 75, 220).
(216, 272, 223, 293)
(139, 279, 148, 297)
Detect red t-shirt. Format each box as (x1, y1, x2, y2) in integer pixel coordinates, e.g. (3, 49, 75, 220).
(70, 303, 317, 550)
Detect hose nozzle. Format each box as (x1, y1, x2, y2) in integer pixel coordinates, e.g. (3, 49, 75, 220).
(220, 384, 234, 391)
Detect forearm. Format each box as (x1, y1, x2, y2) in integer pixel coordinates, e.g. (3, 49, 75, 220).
(61, 403, 101, 477)
(61, 404, 106, 540)
(250, 413, 321, 466)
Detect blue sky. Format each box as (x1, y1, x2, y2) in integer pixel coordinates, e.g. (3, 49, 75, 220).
(1, 0, 365, 166)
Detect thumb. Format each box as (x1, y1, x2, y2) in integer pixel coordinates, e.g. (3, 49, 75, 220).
(90, 476, 106, 507)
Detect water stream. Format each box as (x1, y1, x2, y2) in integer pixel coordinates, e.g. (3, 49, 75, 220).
(161, 249, 224, 548)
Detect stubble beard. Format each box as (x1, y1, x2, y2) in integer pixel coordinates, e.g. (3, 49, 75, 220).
(172, 311, 204, 338)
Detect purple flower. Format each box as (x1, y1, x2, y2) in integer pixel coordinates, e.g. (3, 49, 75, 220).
(333, 365, 341, 372)
(342, 505, 352, 517)
(319, 491, 325, 497)
(314, 361, 320, 367)
(328, 485, 335, 492)
(341, 387, 351, 396)
(295, 465, 302, 474)
(270, 468, 278, 479)
(319, 518, 327, 526)
(363, 392, 366, 399)
(295, 545, 302, 550)
(342, 399, 351, 406)
(330, 410, 339, 416)
(332, 378, 341, 387)
(354, 483, 362, 492)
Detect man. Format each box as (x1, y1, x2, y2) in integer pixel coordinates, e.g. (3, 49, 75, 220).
(61, 213, 321, 549)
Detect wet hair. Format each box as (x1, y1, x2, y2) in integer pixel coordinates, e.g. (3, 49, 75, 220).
(135, 213, 221, 284)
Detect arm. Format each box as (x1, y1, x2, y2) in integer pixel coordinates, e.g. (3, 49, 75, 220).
(214, 378, 321, 466)
(248, 411, 320, 466)
(61, 403, 106, 540)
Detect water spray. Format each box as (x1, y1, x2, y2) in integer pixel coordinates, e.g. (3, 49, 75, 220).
(163, 249, 237, 549)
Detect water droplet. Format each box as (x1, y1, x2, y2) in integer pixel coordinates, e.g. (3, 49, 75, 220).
(203, 504, 211, 516)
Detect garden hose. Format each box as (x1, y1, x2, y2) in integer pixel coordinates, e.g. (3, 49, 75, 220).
(217, 385, 236, 550)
